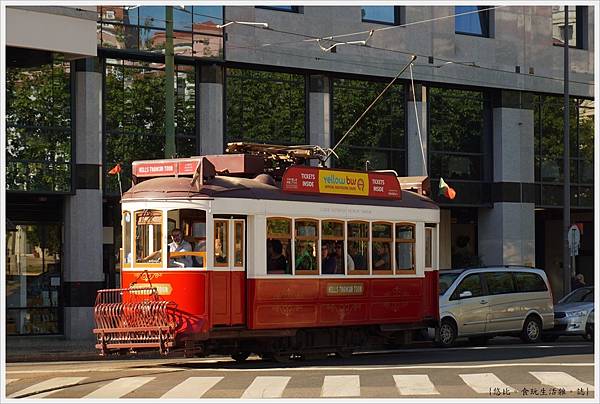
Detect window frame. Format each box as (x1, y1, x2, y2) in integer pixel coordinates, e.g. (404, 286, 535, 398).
(255, 6, 301, 13)
(395, 222, 416, 273)
(552, 6, 588, 50)
(321, 219, 346, 275)
(266, 217, 293, 275)
(133, 209, 163, 268)
(294, 218, 319, 275)
(213, 219, 230, 267)
(361, 6, 404, 26)
(454, 5, 491, 38)
(371, 221, 393, 275)
(347, 221, 370, 275)
(233, 220, 245, 268)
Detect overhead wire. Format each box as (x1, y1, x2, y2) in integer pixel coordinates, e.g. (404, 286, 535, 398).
(95, 6, 594, 87)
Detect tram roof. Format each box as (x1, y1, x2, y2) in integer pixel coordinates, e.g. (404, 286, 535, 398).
(122, 175, 438, 210)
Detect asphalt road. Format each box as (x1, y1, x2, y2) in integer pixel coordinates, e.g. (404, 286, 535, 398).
(5, 338, 595, 399)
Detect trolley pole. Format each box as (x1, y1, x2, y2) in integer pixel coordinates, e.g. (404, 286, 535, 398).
(562, 6, 571, 297)
(165, 6, 176, 158)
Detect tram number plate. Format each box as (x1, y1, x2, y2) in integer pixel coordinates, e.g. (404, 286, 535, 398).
(326, 283, 364, 296)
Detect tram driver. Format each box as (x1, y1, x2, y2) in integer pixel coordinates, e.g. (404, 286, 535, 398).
(168, 228, 193, 268)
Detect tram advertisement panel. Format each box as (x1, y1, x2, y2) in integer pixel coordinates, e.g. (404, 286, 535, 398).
(282, 166, 401, 199)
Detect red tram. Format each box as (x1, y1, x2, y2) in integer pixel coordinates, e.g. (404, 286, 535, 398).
(94, 145, 440, 361)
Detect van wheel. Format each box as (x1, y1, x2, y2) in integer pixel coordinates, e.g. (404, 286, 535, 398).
(437, 319, 457, 347)
(521, 316, 542, 343)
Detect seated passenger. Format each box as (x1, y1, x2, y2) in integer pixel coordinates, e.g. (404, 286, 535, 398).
(349, 242, 366, 270)
(321, 243, 337, 274)
(267, 239, 289, 274)
(334, 241, 354, 274)
(295, 242, 316, 271)
(373, 242, 391, 270)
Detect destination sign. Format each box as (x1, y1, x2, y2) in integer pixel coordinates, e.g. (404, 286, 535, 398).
(132, 159, 200, 177)
(282, 166, 401, 199)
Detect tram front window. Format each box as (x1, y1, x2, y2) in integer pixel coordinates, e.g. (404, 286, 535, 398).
(136, 210, 163, 265)
(167, 209, 207, 268)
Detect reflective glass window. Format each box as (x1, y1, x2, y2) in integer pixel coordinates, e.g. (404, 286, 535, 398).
(226, 68, 306, 145)
(6, 53, 72, 192)
(455, 6, 490, 37)
(6, 224, 62, 335)
(451, 274, 483, 299)
(484, 272, 515, 295)
(395, 224, 415, 272)
(372, 222, 392, 273)
(552, 6, 587, 49)
(361, 6, 402, 25)
(333, 78, 405, 173)
(104, 59, 196, 194)
(98, 6, 223, 58)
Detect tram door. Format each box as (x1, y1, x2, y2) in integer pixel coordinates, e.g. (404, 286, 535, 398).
(211, 218, 246, 327)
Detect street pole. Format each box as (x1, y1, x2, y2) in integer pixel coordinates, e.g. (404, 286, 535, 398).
(562, 6, 571, 297)
(165, 6, 176, 158)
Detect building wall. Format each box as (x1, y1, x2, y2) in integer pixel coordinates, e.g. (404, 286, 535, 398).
(224, 6, 593, 97)
(7, 6, 97, 57)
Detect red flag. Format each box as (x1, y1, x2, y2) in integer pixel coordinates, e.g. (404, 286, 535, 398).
(439, 177, 456, 200)
(108, 164, 122, 175)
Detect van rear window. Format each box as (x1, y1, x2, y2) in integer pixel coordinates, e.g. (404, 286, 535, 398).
(514, 272, 548, 292)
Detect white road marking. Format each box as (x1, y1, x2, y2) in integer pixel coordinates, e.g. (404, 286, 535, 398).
(241, 376, 291, 398)
(460, 373, 517, 394)
(6, 367, 181, 374)
(394, 374, 439, 395)
(530, 372, 595, 392)
(8, 377, 87, 398)
(321, 375, 360, 397)
(84, 377, 155, 398)
(161, 376, 223, 398)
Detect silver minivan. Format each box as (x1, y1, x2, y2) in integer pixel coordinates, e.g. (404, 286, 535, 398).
(436, 266, 554, 347)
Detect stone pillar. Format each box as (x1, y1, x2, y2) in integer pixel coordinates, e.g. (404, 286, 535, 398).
(407, 83, 428, 176)
(478, 90, 535, 267)
(199, 64, 224, 155)
(63, 57, 104, 340)
(309, 74, 331, 166)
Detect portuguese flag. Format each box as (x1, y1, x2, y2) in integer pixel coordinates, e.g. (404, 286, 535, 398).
(439, 177, 456, 200)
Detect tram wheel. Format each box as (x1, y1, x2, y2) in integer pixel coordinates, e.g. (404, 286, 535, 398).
(231, 351, 250, 362)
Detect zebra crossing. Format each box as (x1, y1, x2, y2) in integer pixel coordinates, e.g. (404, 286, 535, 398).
(6, 371, 595, 399)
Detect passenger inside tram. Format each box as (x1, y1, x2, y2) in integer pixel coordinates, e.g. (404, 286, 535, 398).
(349, 242, 367, 270)
(295, 241, 316, 271)
(373, 242, 391, 270)
(321, 243, 337, 274)
(168, 228, 193, 268)
(267, 239, 289, 274)
(335, 241, 354, 273)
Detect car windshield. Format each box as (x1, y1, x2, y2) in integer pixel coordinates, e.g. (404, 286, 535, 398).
(561, 288, 594, 304)
(439, 272, 461, 295)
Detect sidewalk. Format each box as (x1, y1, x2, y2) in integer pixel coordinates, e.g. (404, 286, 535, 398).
(5, 336, 100, 363)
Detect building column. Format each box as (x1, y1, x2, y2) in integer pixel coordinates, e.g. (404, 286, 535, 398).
(63, 57, 104, 340)
(309, 74, 331, 166)
(199, 64, 224, 155)
(406, 83, 428, 176)
(478, 90, 535, 267)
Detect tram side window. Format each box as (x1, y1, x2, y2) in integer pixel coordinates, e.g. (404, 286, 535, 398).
(395, 223, 415, 272)
(122, 211, 132, 268)
(295, 219, 318, 275)
(234, 221, 244, 267)
(214, 220, 229, 266)
(135, 210, 163, 265)
(322, 220, 346, 274)
(372, 222, 392, 274)
(425, 225, 434, 269)
(266, 218, 291, 274)
(348, 221, 369, 274)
